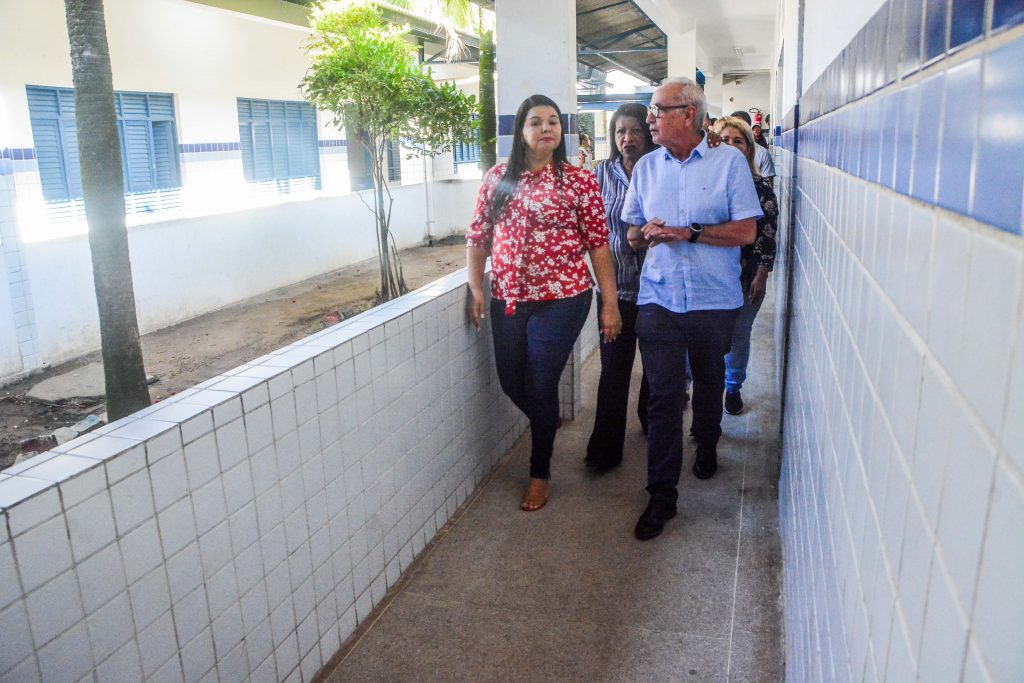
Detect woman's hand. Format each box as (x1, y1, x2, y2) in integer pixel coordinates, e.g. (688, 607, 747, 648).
(748, 267, 769, 305)
(600, 298, 623, 343)
(706, 130, 723, 148)
(468, 285, 486, 330)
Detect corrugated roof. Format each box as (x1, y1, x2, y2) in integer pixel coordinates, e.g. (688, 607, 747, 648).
(473, 0, 666, 83)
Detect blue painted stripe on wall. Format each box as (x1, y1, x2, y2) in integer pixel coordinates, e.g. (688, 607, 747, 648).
(178, 142, 242, 153)
(778, 0, 1024, 235)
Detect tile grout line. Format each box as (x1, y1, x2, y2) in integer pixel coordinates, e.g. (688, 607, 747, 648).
(724, 408, 751, 681)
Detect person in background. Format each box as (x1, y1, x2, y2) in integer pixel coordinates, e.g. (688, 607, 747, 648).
(624, 80, 761, 540)
(578, 132, 593, 167)
(466, 94, 622, 512)
(585, 103, 657, 472)
(731, 110, 775, 179)
(752, 123, 769, 149)
(712, 116, 778, 416)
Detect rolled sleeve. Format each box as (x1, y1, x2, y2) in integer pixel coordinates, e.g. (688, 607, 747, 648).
(575, 169, 609, 250)
(466, 166, 503, 249)
(727, 158, 765, 222)
(620, 177, 646, 226)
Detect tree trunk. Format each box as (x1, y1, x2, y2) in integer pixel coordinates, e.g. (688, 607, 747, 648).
(478, 27, 497, 172)
(65, 0, 151, 419)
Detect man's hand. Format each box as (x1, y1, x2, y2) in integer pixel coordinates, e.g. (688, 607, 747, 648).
(627, 224, 649, 250)
(642, 218, 687, 246)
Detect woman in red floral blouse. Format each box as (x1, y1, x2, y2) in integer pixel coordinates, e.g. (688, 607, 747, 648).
(467, 94, 622, 512)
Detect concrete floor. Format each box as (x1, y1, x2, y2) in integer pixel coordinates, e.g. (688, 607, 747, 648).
(323, 299, 784, 682)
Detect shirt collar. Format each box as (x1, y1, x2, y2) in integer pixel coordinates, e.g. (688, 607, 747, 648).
(660, 133, 708, 164)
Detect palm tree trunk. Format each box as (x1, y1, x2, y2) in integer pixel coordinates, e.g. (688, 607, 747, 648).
(65, 0, 151, 419)
(478, 25, 497, 171)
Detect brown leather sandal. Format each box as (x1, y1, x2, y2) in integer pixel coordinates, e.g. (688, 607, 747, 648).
(520, 478, 549, 512)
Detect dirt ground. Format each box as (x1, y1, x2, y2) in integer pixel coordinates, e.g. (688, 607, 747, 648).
(0, 238, 468, 469)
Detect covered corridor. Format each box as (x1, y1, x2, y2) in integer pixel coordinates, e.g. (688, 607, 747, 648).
(322, 296, 784, 681)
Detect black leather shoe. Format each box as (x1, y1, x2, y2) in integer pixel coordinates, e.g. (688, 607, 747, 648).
(585, 454, 622, 472)
(692, 444, 718, 479)
(724, 390, 743, 415)
(634, 498, 677, 540)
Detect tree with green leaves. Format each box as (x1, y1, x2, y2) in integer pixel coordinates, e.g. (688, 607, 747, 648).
(64, 0, 151, 419)
(303, 1, 478, 302)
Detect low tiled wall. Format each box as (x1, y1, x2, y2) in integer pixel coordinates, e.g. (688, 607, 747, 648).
(0, 269, 559, 682)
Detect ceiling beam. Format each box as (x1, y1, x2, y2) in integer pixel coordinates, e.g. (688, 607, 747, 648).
(576, 0, 630, 17)
(593, 21, 657, 48)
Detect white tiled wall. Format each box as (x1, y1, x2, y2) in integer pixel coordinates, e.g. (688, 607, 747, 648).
(0, 268, 543, 682)
(777, 146, 1024, 681)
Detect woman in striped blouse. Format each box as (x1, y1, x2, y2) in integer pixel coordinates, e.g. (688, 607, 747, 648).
(584, 103, 657, 471)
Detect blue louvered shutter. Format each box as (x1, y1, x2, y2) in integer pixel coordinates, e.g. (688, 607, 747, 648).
(237, 97, 319, 183)
(26, 86, 83, 202)
(151, 121, 179, 188)
(121, 119, 156, 192)
(252, 123, 274, 181)
(302, 104, 320, 179)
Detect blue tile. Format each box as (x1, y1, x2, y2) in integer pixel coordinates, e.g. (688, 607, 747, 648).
(937, 58, 981, 216)
(993, 0, 1024, 29)
(895, 85, 920, 195)
(949, 0, 985, 49)
(884, 1, 901, 86)
(899, 0, 925, 76)
(911, 72, 945, 202)
(972, 38, 1024, 234)
(923, 0, 949, 63)
(879, 91, 899, 187)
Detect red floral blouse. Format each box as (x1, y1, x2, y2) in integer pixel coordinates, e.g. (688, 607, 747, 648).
(467, 162, 609, 315)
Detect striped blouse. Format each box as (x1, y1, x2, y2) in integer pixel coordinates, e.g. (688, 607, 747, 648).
(594, 158, 646, 302)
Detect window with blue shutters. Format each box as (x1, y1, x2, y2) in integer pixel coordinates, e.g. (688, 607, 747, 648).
(26, 86, 182, 203)
(237, 98, 320, 186)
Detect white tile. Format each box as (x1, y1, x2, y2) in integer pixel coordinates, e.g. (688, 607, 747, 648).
(174, 585, 210, 645)
(6, 487, 61, 538)
(218, 640, 249, 683)
(970, 463, 1024, 682)
(149, 448, 189, 511)
(207, 563, 240, 615)
(213, 396, 243, 428)
(917, 561, 968, 683)
(104, 445, 146, 485)
(137, 611, 177, 677)
(25, 570, 84, 645)
(228, 502, 260, 555)
(926, 218, 969, 372)
(36, 618, 92, 683)
(66, 435, 138, 463)
(198, 521, 233, 578)
(234, 542, 264, 596)
(294, 382, 318, 426)
(74, 544, 126, 618)
(268, 372, 293, 401)
(95, 639, 143, 682)
(166, 542, 203, 602)
(910, 360, 954, 526)
(216, 418, 249, 472)
(935, 417, 996, 608)
(181, 628, 216, 683)
(244, 405, 274, 454)
(1001, 310, 1024, 470)
(21, 454, 99, 485)
(223, 461, 255, 514)
(242, 383, 270, 413)
(0, 542, 21, 611)
(129, 565, 172, 630)
(58, 465, 107, 510)
(897, 501, 934, 654)
(182, 411, 215, 445)
(86, 591, 133, 662)
(961, 641, 995, 683)
(212, 603, 244, 659)
(13, 515, 72, 592)
(183, 432, 220, 490)
(266, 561, 292, 613)
(119, 518, 162, 583)
(191, 478, 228, 536)
(241, 582, 270, 635)
(250, 445, 279, 496)
(0, 601, 35, 672)
(65, 490, 117, 561)
(150, 652, 184, 683)
(157, 496, 197, 558)
(110, 467, 156, 537)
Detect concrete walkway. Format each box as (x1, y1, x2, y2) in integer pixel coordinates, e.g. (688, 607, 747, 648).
(323, 297, 784, 682)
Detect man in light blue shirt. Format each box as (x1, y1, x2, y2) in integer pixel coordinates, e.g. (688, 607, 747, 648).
(622, 78, 762, 541)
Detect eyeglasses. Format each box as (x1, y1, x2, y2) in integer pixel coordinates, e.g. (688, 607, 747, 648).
(647, 103, 692, 118)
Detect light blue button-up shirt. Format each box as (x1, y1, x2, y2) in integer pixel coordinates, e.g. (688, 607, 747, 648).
(621, 135, 763, 313)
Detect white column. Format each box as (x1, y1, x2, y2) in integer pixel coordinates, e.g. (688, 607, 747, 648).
(494, 0, 578, 160)
(704, 72, 724, 118)
(666, 28, 697, 80)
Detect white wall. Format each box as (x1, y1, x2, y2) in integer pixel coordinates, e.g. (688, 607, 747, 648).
(800, 0, 886, 90)
(0, 268, 533, 683)
(720, 72, 771, 120)
(16, 179, 479, 370)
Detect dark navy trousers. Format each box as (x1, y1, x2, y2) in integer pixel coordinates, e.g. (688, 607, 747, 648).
(490, 290, 593, 479)
(637, 304, 739, 503)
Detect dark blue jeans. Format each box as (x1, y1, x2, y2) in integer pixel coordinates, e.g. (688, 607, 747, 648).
(490, 290, 593, 479)
(637, 304, 739, 503)
(586, 294, 649, 465)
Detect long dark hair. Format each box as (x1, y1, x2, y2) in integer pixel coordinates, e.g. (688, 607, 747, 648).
(607, 102, 654, 165)
(488, 94, 568, 223)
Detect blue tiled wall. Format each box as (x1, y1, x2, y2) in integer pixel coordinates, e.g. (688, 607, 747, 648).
(781, 0, 1024, 236)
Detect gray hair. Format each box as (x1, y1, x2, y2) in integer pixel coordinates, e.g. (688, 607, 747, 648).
(659, 77, 707, 133)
